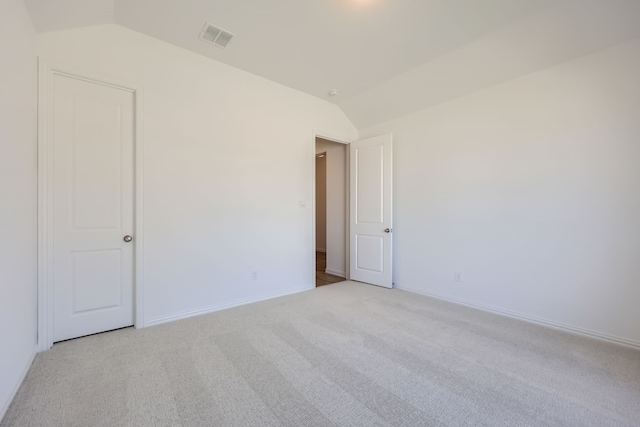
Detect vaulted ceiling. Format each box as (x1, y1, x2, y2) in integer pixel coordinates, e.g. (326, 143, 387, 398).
(24, 0, 640, 128)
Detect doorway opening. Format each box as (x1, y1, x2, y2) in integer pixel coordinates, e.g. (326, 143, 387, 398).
(315, 137, 348, 287)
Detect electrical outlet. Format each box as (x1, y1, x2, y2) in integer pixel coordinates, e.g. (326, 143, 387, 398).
(454, 272, 462, 283)
(252, 271, 258, 280)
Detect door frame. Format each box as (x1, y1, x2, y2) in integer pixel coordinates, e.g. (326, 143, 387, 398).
(37, 61, 145, 351)
(312, 132, 351, 285)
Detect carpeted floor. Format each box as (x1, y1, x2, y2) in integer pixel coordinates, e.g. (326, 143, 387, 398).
(3, 281, 640, 426)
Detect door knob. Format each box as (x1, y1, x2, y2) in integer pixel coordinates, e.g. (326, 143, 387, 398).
(123, 235, 133, 242)
(384, 228, 392, 233)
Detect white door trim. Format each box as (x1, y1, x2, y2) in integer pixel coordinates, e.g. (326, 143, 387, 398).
(37, 61, 145, 351)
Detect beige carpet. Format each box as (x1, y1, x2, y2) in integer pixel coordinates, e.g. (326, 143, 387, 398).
(3, 281, 640, 426)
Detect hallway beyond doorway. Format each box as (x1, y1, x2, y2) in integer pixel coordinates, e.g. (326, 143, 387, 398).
(316, 252, 344, 287)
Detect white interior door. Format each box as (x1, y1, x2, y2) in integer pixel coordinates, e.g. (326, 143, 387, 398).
(349, 134, 393, 288)
(52, 73, 135, 342)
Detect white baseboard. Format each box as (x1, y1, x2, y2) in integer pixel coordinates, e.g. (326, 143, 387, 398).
(325, 268, 346, 278)
(394, 285, 640, 350)
(144, 285, 313, 328)
(1, 349, 36, 423)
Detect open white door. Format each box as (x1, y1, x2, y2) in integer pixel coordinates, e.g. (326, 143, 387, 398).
(349, 134, 393, 288)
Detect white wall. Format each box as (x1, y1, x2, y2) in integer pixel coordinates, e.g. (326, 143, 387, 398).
(0, 0, 37, 419)
(316, 138, 347, 277)
(37, 24, 357, 325)
(361, 38, 640, 347)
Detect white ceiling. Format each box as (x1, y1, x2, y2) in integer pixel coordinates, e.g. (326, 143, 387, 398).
(24, 0, 640, 128)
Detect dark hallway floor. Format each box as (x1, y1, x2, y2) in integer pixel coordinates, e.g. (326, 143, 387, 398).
(316, 252, 344, 287)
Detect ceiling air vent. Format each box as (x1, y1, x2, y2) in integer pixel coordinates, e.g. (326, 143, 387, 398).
(199, 22, 234, 49)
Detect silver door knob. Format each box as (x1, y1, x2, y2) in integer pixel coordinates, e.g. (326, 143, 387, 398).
(384, 228, 392, 233)
(123, 235, 133, 242)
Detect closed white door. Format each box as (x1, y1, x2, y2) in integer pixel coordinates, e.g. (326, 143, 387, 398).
(349, 134, 393, 288)
(52, 73, 135, 342)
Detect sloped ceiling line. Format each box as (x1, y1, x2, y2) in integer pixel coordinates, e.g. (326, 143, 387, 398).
(24, 0, 640, 129)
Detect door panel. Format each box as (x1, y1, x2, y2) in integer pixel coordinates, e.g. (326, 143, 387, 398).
(355, 235, 384, 272)
(355, 144, 384, 223)
(72, 249, 123, 313)
(71, 96, 123, 229)
(350, 134, 393, 288)
(52, 74, 135, 342)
